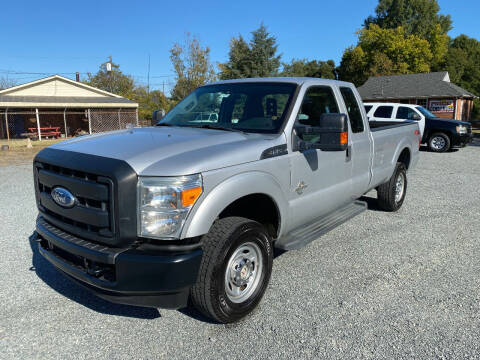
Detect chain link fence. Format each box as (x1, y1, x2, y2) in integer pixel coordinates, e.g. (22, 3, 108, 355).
(0, 109, 138, 140)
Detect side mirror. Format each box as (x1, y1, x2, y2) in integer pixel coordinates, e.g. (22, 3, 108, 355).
(412, 113, 421, 121)
(295, 113, 348, 151)
(153, 109, 166, 123)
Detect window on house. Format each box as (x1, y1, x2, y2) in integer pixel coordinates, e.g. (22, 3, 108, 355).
(416, 99, 427, 107)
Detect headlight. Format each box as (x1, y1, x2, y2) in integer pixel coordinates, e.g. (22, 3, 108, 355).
(137, 174, 202, 239)
(456, 125, 467, 134)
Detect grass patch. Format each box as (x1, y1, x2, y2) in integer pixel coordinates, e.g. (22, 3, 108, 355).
(0, 138, 65, 148)
(0, 138, 67, 166)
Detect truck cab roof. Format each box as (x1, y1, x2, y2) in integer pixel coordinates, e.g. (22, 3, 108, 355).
(209, 77, 354, 87)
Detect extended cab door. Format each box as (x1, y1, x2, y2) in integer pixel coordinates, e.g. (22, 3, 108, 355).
(338, 86, 372, 198)
(288, 85, 353, 229)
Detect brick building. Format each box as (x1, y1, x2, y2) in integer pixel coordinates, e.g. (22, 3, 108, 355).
(358, 72, 476, 121)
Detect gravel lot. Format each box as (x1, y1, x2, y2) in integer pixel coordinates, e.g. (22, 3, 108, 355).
(1, 141, 480, 359)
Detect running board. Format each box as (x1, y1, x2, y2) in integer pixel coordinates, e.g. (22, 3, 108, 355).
(275, 200, 367, 251)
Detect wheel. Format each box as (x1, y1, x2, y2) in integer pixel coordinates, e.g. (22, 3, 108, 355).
(191, 217, 273, 323)
(428, 132, 450, 152)
(377, 162, 407, 212)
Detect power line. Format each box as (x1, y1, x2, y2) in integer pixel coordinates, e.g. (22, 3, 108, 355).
(0, 69, 173, 79)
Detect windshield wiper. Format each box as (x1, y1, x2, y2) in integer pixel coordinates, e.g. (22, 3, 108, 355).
(190, 124, 244, 133)
(156, 123, 176, 127)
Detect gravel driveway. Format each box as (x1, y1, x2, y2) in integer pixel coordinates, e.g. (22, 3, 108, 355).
(1, 142, 480, 359)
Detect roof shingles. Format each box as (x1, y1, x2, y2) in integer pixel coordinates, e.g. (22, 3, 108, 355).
(358, 72, 476, 100)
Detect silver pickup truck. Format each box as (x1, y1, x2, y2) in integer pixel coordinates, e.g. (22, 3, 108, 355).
(33, 78, 420, 323)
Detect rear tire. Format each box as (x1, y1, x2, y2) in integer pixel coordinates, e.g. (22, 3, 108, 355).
(191, 217, 273, 323)
(377, 162, 407, 212)
(428, 132, 450, 152)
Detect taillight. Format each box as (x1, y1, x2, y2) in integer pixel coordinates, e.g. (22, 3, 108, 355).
(414, 130, 421, 148)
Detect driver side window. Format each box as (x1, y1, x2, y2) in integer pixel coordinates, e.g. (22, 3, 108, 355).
(297, 86, 339, 127)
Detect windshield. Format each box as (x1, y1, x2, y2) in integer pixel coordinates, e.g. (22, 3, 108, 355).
(416, 106, 435, 118)
(158, 82, 297, 133)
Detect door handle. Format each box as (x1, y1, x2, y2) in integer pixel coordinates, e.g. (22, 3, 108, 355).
(346, 145, 352, 162)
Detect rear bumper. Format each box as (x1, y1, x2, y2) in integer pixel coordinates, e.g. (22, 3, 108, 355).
(451, 133, 474, 148)
(36, 216, 203, 309)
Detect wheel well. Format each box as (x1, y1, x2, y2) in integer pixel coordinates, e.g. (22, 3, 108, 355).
(397, 148, 411, 169)
(218, 194, 280, 239)
(427, 130, 452, 140)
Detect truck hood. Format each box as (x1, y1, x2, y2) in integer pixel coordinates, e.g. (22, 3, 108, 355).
(49, 126, 285, 176)
(426, 117, 471, 126)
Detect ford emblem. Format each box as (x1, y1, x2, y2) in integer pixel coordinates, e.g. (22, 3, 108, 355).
(51, 187, 76, 208)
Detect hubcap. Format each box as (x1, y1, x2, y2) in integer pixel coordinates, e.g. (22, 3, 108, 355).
(431, 136, 446, 150)
(224, 242, 263, 303)
(395, 172, 405, 203)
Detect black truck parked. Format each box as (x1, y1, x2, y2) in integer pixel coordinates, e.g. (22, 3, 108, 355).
(365, 103, 473, 152)
(416, 107, 473, 152)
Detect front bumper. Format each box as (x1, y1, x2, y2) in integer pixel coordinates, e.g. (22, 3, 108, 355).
(36, 216, 203, 309)
(451, 132, 474, 148)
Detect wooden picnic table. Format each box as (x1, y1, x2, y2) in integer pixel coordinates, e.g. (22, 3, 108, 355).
(27, 127, 61, 139)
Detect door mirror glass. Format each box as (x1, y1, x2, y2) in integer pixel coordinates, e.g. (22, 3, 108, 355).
(411, 112, 421, 121)
(295, 113, 348, 151)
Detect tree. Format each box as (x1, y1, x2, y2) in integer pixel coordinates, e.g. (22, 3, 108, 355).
(218, 36, 253, 79)
(84, 61, 136, 97)
(0, 77, 17, 90)
(338, 25, 432, 86)
(443, 34, 480, 120)
(444, 35, 480, 96)
(281, 59, 337, 79)
(170, 33, 216, 101)
(364, 0, 452, 39)
(219, 24, 281, 79)
(364, 0, 450, 71)
(131, 88, 170, 120)
(85, 60, 170, 120)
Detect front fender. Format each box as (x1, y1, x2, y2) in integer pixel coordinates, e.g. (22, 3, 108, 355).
(181, 171, 288, 239)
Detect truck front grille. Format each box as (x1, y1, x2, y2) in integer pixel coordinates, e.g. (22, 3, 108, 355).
(35, 161, 115, 243)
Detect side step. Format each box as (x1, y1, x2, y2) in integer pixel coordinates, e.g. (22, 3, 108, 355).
(275, 200, 367, 251)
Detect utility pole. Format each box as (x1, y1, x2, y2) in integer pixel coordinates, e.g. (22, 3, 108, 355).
(107, 55, 113, 93)
(147, 54, 151, 94)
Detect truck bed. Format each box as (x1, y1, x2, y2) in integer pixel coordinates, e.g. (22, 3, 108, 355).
(368, 120, 419, 190)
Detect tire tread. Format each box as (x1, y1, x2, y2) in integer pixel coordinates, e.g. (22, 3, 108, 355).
(191, 217, 254, 322)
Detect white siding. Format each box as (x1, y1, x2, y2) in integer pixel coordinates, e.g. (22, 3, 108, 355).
(8, 79, 109, 97)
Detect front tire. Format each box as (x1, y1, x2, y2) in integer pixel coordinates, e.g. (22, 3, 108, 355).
(428, 132, 450, 152)
(377, 162, 407, 212)
(191, 217, 273, 323)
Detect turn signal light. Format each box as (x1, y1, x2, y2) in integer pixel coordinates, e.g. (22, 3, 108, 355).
(181, 187, 202, 207)
(340, 132, 348, 145)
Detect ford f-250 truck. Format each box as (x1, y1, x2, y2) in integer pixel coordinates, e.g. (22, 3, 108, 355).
(33, 78, 420, 323)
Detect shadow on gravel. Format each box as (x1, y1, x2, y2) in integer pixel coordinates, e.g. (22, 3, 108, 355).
(419, 146, 459, 153)
(28, 233, 161, 320)
(359, 195, 382, 212)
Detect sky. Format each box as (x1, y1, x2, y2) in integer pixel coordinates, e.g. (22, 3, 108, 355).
(1, 0, 479, 93)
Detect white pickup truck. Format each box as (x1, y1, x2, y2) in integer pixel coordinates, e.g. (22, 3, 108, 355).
(33, 78, 420, 323)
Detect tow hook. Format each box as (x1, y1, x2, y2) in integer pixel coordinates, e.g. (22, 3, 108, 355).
(84, 259, 105, 278)
(32, 231, 42, 243)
